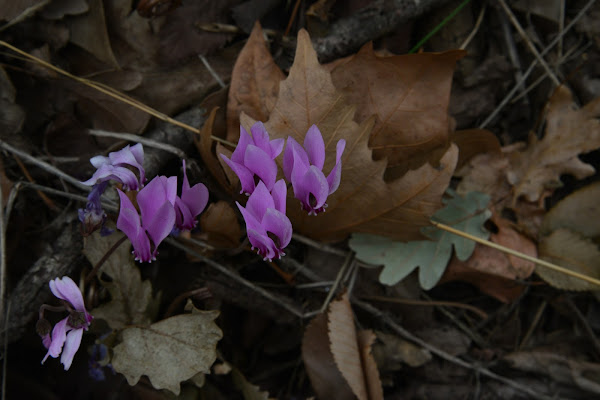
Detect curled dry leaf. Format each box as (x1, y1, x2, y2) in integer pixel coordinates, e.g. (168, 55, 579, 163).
(112, 305, 222, 395)
(542, 181, 600, 239)
(441, 213, 536, 303)
(371, 331, 431, 370)
(226, 22, 284, 142)
(302, 293, 383, 400)
(538, 228, 600, 291)
(331, 44, 465, 177)
(67, 0, 120, 68)
(197, 200, 242, 249)
(506, 85, 600, 202)
(243, 29, 458, 242)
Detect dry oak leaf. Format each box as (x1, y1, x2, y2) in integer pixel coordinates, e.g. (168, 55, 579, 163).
(244, 29, 458, 242)
(331, 44, 465, 177)
(507, 85, 600, 202)
(226, 22, 284, 142)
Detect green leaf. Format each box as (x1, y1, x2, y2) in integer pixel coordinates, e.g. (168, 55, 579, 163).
(111, 305, 222, 395)
(349, 190, 491, 289)
(83, 231, 159, 329)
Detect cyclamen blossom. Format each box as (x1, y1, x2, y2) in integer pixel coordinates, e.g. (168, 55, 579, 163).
(220, 122, 284, 195)
(237, 180, 292, 261)
(283, 125, 345, 215)
(82, 143, 146, 191)
(117, 161, 208, 262)
(41, 277, 93, 370)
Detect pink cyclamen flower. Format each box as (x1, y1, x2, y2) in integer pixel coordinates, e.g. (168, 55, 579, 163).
(174, 160, 209, 230)
(220, 122, 284, 195)
(82, 143, 146, 191)
(237, 180, 292, 261)
(117, 161, 209, 262)
(41, 277, 93, 370)
(117, 175, 177, 262)
(283, 125, 346, 215)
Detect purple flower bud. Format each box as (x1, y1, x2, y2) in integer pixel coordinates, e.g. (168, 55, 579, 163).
(237, 180, 292, 261)
(220, 122, 284, 195)
(283, 125, 345, 215)
(117, 176, 176, 262)
(78, 181, 108, 236)
(174, 160, 209, 230)
(82, 143, 146, 191)
(41, 277, 93, 371)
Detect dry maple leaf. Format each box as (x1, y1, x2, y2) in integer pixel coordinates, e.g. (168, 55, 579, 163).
(226, 22, 284, 142)
(507, 85, 600, 202)
(243, 29, 458, 242)
(331, 44, 465, 177)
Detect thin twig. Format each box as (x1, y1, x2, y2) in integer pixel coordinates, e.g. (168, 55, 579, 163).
(564, 296, 600, 358)
(0, 176, 5, 325)
(480, 0, 597, 128)
(498, 0, 560, 86)
(166, 238, 304, 318)
(291, 232, 347, 256)
(199, 55, 226, 88)
(353, 299, 554, 400)
(88, 129, 187, 159)
(459, 2, 486, 50)
(0, 140, 89, 191)
(84, 235, 128, 285)
(519, 300, 546, 349)
(0, 40, 234, 147)
(431, 221, 600, 287)
(362, 295, 488, 319)
(319, 251, 354, 313)
(499, 9, 528, 103)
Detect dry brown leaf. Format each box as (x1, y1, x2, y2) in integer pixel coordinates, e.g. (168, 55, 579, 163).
(542, 181, 600, 239)
(357, 330, 384, 400)
(302, 293, 383, 400)
(197, 201, 241, 249)
(302, 313, 355, 400)
(328, 293, 369, 400)
(538, 228, 600, 291)
(226, 22, 284, 142)
(442, 213, 536, 302)
(244, 29, 458, 242)
(331, 44, 465, 177)
(67, 0, 120, 68)
(450, 128, 501, 170)
(371, 331, 431, 370)
(507, 85, 600, 202)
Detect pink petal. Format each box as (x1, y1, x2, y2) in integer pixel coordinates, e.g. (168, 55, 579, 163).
(244, 145, 277, 190)
(262, 208, 292, 250)
(49, 277, 86, 312)
(271, 179, 287, 215)
(109, 145, 146, 184)
(89, 155, 109, 168)
(250, 122, 270, 153)
(117, 190, 153, 262)
(42, 318, 68, 363)
(297, 166, 329, 213)
(137, 176, 172, 224)
(326, 139, 346, 194)
(246, 181, 274, 221)
(143, 201, 176, 250)
(304, 125, 325, 169)
(231, 126, 252, 164)
(61, 328, 83, 370)
(181, 161, 209, 217)
(269, 138, 285, 159)
(220, 155, 256, 195)
(81, 164, 140, 189)
(236, 202, 264, 234)
(247, 227, 276, 261)
(283, 137, 308, 182)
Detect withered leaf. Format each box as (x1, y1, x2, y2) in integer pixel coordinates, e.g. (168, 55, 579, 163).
(112, 306, 222, 395)
(538, 228, 600, 291)
(507, 86, 600, 202)
(331, 44, 465, 176)
(245, 29, 458, 242)
(67, 0, 119, 68)
(197, 200, 242, 249)
(227, 22, 284, 142)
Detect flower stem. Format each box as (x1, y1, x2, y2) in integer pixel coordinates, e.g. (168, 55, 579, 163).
(84, 235, 128, 285)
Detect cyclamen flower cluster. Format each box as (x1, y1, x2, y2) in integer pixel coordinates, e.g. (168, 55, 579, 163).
(81, 144, 208, 262)
(38, 277, 93, 370)
(221, 122, 345, 260)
